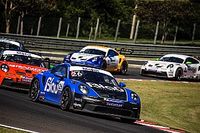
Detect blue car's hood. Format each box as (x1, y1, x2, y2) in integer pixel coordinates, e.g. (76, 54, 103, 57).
(86, 82, 127, 100)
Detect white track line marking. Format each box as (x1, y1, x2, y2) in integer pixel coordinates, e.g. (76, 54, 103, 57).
(0, 124, 39, 133)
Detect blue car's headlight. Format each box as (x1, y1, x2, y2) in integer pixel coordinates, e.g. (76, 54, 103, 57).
(131, 92, 139, 101)
(79, 85, 89, 95)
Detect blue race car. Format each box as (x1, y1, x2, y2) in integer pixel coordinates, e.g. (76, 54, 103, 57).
(29, 63, 140, 122)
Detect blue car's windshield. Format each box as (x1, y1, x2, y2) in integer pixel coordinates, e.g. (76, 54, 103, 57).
(160, 57, 184, 63)
(81, 49, 106, 56)
(70, 70, 118, 86)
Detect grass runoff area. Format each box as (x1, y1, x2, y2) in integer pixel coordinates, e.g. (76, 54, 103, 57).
(120, 80, 200, 133)
(0, 127, 25, 133)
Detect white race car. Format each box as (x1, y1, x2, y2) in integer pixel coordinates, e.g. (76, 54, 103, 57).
(140, 54, 200, 80)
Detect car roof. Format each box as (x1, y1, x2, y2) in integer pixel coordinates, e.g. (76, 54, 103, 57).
(162, 54, 191, 60)
(0, 38, 21, 47)
(80, 45, 111, 53)
(69, 65, 114, 77)
(2, 50, 41, 58)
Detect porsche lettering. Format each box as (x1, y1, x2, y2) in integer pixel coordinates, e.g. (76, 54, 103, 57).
(86, 82, 124, 92)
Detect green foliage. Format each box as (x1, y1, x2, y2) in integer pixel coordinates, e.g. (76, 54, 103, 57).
(1, 0, 200, 40)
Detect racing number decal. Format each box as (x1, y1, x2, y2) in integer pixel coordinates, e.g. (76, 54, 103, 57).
(44, 77, 64, 94)
(71, 71, 83, 77)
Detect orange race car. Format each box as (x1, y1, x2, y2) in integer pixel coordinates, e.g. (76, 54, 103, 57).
(0, 50, 49, 90)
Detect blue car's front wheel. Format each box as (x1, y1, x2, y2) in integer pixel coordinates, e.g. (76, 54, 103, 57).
(60, 87, 72, 110)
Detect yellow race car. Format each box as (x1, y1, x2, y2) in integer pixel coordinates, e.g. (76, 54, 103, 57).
(63, 45, 128, 74)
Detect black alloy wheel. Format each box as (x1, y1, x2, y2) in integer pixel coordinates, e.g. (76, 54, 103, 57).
(29, 79, 40, 102)
(120, 62, 128, 75)
(60, 87, 72, 110)
(175, 68, 183, 81)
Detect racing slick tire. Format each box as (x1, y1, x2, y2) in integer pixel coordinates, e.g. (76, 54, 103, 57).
(101, 60, 107, 70)
(29, 79, 40, 102)
(60, 87, 72, 111)
(140, 69, 145, 76)
(120, 61, 128, 75)
(175, 68, 183, 81)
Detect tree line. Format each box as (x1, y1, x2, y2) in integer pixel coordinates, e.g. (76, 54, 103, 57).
(0, 0, 200, 41)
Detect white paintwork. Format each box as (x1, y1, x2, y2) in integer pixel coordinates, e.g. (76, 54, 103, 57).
(0, 39, 21, 47)
(70, 52, 102, 61)
(140, 54, 200, 79)
(70, 66, 114, 77)
(2, 50, 41, 59)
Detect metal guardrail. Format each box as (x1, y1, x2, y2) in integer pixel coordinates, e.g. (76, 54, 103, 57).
(1, 33, 200, 58)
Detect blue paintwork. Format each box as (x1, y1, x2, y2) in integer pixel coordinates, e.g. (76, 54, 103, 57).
(63, 53, 104, 68)
(33, 63, 140, 109)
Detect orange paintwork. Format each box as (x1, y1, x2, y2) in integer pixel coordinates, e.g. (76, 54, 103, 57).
(0, 61, 47, 85)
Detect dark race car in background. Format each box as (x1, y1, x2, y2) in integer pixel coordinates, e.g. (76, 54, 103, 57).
(0, 50, 50, 90)
(63, 45, 128, 75)
(0, 38, 27, 52)
(30, 64, 140, 122)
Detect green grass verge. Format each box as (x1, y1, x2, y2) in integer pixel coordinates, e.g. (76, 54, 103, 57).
(120, 80, 200, 133)
(0, 127, 26, 133)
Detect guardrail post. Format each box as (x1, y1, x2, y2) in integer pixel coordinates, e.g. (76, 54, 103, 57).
(16, 16, 20, 34)
(173, 26, 178, 45)
(89, 27, 93, 40)
(66, 23, 70, 37)
(20, 11, 24, 35)
(134, 20, 140, 43)
(37, 17, 42, 36)
(57, 17, 62, 38)
(94, 18, 99, 40)
(192, 23, 196, 43)
(76, 17, 81, 39)
(114, 19, 121, 42)
(130, 15, 136, 40)
(154, 21, 159, 45)
(99, 23, 102, 38)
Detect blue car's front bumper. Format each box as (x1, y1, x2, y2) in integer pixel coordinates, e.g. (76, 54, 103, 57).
(72, 93, 140, 120)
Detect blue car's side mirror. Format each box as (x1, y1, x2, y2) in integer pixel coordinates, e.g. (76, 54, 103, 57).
(119, 82, 126, 88)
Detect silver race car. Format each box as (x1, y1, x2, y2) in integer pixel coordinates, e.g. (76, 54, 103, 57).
(140, 54, 200, 80)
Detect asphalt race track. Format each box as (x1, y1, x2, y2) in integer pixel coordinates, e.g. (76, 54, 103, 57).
(0, 87, 166, 133)
(0, 68, 166, 133)
(114, 67, 159, 80)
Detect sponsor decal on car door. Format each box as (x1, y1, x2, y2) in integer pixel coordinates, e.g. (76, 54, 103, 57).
(43, 76, 65, 103)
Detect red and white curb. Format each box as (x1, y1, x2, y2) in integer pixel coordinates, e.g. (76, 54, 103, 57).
(0, 124, 38, 133)
(135, 120, 185, 133)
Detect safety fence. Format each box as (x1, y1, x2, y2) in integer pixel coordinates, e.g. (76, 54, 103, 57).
(1, 33, 200, 59)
